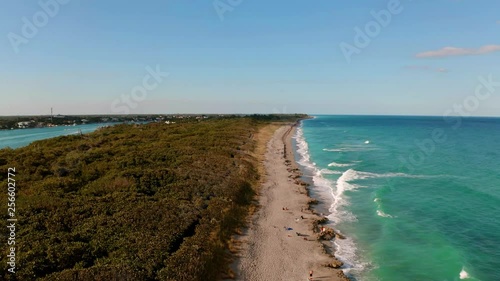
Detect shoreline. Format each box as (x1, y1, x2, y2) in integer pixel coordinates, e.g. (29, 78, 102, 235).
(230, 122, 349, 281)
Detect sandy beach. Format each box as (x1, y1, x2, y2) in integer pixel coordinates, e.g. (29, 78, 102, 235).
(231, 124, 349, 281)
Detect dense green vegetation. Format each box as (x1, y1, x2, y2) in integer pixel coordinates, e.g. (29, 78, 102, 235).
(0, 116, 304, 281)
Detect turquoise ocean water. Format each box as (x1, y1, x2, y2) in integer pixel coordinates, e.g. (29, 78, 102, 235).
(0, 123, 116, 149)
(295, 115, 500, 281)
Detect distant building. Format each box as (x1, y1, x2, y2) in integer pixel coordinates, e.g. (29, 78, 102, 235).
(17, 121, 34, 129)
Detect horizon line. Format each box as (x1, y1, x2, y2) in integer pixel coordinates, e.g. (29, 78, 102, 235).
(2, 113, 500, 118)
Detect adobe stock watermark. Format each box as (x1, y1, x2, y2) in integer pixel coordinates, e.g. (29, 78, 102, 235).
(213, 0, 243, 21)
(399, 74, 499, 172)
(339, 0, 411, 64)
(111, 65, 169, 114)
(7, 0, 70, 54)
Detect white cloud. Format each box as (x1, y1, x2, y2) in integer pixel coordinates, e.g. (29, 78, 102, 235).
(416, 45, 500, 58)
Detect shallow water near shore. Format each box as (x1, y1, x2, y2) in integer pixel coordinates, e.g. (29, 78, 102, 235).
(295, 115, 500, 281)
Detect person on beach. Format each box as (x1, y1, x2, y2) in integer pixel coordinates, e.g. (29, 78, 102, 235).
(309, 270, 313, 280)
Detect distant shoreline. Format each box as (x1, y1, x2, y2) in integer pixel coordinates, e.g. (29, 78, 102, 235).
(0, 114, 305, 130)
(0, 114, 167, 131)
(0, 122, 115, 131)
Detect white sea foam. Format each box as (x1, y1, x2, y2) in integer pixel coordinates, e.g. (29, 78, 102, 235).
(376, 210, 394, 218)
(330, 169, 424, 223)
(320, 168, 343, 175)
(327, 169, 388, 276)
(294, 126, 362, 275)
(331, 169, 462, 221)
(294, 128, 336, 195)
(459, 268, 469, 279)
(336, 169, 359, 191)
(328, 161, 354, 167)
(329, 169, 365, 224)
(295, 128, 314, 169)
(333, 235, 371, 276)
(373, 198, 396, 218)
(373, 197, 396, 218)
(336, 169, 446, 181)
(312, 171, 335, 191)
(295, 128, 406, 277)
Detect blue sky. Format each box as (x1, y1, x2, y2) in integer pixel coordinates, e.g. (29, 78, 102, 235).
(1, 0, 499, 116)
